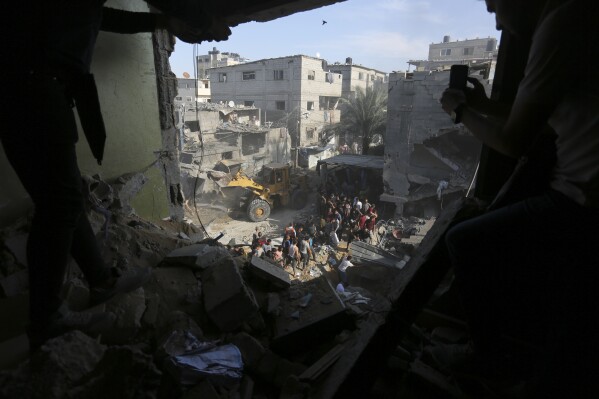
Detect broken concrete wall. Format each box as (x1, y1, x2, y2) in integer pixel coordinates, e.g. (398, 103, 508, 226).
(383, 71, 488, 216)
(198, 111, 221, 133)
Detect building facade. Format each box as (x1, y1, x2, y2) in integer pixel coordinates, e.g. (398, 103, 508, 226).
(329, 61, 388, 99)
(208, 55, 343, 148)
(196, 47, 248, 79)
(408, 36, 498, 75)
(175, 78, 212, 110)
(382, 70, 491, 217)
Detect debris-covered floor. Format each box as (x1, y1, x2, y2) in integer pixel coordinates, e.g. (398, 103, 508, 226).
(0, 173, 487, 399)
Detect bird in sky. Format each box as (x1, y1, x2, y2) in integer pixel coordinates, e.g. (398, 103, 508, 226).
(322, 20, 327, 25)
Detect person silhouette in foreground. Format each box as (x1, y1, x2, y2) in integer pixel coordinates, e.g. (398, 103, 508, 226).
(0, 2, 230, 350)
(437, 0, 599, 397)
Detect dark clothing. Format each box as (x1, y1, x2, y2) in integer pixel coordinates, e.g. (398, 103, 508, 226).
(1, 4, 159, 326)
(1, 77, 109, 324)
(446, 190, 599, 395)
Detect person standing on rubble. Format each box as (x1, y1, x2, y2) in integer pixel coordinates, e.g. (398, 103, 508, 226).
(439, 0, 599, 395)
(0, 3, 230, 350)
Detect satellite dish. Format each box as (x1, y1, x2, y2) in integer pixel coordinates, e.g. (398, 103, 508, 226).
(183, 72, 190, 78)
(228, 101, 235, 107)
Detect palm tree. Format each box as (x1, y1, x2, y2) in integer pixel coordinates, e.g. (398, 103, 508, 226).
(339, 85, 387, 154)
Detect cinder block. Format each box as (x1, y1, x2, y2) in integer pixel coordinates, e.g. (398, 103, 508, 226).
(202, 258, 259, 331)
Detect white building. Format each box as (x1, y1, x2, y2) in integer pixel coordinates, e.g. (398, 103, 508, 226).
(209, 55, 343, 148)
(196, 47, 248, 79)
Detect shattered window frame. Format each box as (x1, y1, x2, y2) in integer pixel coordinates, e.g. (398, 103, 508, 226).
(358, 72, 364, 80)
(276, 101, 286, 110)
(463, 47, 475, 56)
(307, 70, 315, 80)
(244, 100, 255, 107)
(440, 48, 452, 56)
(307, 101, 314, 110)
(219, 73, 227, 82)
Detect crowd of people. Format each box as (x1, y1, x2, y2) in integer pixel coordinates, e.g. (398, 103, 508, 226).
(248, 187, 379, 281)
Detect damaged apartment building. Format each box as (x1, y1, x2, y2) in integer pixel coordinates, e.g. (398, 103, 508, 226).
(381, 36, 497, 217)
(177, 102, 292, 203)
(208, 55, 344, 168)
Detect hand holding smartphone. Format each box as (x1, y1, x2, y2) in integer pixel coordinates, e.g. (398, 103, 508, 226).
(449, 65, 468, 123)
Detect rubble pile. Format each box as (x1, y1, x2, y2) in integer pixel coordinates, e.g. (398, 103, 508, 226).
(0, 177, 403, 399)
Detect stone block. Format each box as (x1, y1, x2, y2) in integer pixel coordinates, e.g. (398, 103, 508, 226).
(229, 332, 265, 369)
(143, 266, 203, 330)
(165, 244, 232, 270)
(105, 287, 147, 343)
(271, 277, 349, 356)
(202, 258, 258, 332)
(248, 256, 291, 289)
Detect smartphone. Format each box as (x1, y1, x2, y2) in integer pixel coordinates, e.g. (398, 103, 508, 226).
(449, 65, 468, 90)
(449, 65, 468, 123)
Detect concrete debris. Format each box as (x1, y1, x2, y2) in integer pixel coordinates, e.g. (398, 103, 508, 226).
(144, 267, 205, 331)
(164, 243, 233, 270)
(248, 256, 291, 289)
(111, 172, 148, 216)
(70, 345, 162, 399)
(0, 331, 106, 398)
(104, 287, 147, 343)
(265, 292, 281, 315)
(202, 257, 259, 332)
(0, 180, 433, 399)
(229, 332, 266, 369)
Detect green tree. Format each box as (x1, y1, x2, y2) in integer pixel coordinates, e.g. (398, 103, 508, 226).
(339, 85, 387, 154)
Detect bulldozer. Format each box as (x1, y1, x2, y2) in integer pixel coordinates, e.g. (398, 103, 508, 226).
(215, 162, 309, 222)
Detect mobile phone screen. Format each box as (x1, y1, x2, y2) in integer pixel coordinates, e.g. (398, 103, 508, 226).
(449, 65, 468, 90)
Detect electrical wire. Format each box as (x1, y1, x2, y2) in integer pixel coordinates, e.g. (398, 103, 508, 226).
(189, 43, 210, 239)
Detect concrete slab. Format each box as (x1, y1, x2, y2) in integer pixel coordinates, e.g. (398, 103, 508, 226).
(164, 244, 232, 270)
(271, 276, 349, 356)
(202, 257, 259, 332)
(249, 256, 291, 289)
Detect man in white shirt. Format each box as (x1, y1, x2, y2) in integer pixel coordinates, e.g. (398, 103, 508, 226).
(337, 255, 353, 284)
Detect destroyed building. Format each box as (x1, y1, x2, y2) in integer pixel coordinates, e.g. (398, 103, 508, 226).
(1, 1, 594, 398)
(208, 55, 343, 150)
(178, 103, 292, 203)
(408, 35, 498, 74)
(381, 69, 491, 217)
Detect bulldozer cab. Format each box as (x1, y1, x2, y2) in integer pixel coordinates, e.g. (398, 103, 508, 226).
(263, 163, 290, 194)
